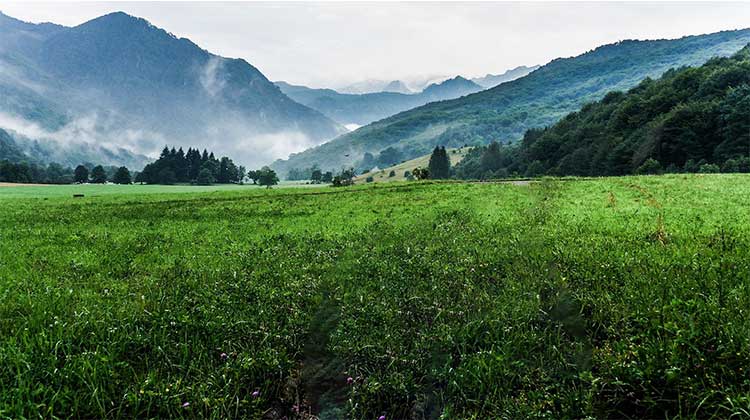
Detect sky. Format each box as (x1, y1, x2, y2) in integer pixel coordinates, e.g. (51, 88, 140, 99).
(2, 1, 750, 88)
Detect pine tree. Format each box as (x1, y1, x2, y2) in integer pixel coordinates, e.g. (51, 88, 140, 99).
(428, 146, 451, 179)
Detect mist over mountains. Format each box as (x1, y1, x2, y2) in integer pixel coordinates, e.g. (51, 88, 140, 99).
(276, 76, 485, 127)
(0, 11, 344, 169)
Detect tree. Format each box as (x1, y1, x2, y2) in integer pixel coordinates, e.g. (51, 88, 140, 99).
(311, 168, 322, 184)
(635, 158, 663, 175)
(90, 165, 107, 184)
(196, 168, 215, 185)
(388, 170, 396, 178)
(428, 146, 451, 179)
(321, 171, 333, 183)
(412, 167, 430, 180)
(74, 165, 89, 184)
(158, 168, 176, 185)
(113, 166, 132, 184)
(257, 166, 279, 188)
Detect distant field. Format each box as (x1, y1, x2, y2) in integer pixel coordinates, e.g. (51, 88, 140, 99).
(0, 181, 320, 199)
(1, 175, 749, 419)
(355, 146, 471, 183)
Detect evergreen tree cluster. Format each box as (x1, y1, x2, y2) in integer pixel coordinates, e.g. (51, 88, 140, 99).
(135, 147, 244, 185)
(0, 161, 133, 185)
(454, 45, 750, 179)
(427, 146, 451, 179)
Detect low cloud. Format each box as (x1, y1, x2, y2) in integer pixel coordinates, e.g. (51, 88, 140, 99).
(199, 56, 227, 97)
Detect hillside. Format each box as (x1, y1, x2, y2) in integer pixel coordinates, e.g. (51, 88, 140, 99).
(276, 76, 483, 127)
(354, 146, 471, 183)
(0, 11, 344, 168)
(273, 29, 750, 174)
(475, 44, 750, 177)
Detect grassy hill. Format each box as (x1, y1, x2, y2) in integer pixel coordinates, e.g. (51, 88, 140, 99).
(274, 29, 750, 174)
(2, 175, 750, 418)
(354, 146, 471, 183)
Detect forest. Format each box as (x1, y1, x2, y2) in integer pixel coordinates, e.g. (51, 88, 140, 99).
(453, 45, 750, 179)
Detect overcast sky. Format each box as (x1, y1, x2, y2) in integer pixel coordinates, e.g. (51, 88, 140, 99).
(3, 1, 750, 87)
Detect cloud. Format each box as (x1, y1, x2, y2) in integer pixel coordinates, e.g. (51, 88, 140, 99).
(199, 56, 227, 97)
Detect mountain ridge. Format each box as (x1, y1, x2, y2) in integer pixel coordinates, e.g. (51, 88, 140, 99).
(272, 28, 750, 174)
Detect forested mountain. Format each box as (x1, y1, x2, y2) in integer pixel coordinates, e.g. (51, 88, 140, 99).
(273, 29, 750, 174)
(454, 44, 750, 178)
(0, 11, 343, 169)
(276, 76, 483, 127)
(471, 65, 539, 88)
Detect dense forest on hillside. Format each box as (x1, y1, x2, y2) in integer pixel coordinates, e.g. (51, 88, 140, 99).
(454, 45, 750, 178)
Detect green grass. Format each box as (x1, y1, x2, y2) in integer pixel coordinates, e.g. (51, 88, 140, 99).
(0, 181, 319, 199)
(1, 175, 749, 419)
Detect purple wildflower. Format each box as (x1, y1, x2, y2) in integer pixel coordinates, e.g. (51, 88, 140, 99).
(252, 390, 260, 398)
(220, 352, 228, 360)
(378, 416, 386, 420)
(182, 402, 190, 408)
(346, 376, 354, 385)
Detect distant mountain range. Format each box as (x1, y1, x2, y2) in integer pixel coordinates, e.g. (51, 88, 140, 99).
(0, 11, 344, 169)
(471, 65, 540, 88)
(273, 29, 750, 174)
(276, 76, 484, 127)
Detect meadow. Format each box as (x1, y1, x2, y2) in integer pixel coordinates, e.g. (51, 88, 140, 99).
(1, 175, 749, 419)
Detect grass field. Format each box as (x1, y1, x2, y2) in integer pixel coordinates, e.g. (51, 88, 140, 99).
(355, 147, 470, 183)
(0, 181, 319, 199)
(1, 175, 750, 419)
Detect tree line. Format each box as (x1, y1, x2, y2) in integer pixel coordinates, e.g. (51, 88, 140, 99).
(136, 147, 245, 185)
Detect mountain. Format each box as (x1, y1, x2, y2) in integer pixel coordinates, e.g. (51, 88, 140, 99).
(276, 76, 483, 127)
(457, 45, 750, 178)
(273, 29, 750, 174)
(0, 11, 344, 169)
(471, 65, 540, 88)
(383, 80, 412, 94)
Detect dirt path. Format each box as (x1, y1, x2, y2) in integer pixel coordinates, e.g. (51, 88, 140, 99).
(0, 182, 48, 187)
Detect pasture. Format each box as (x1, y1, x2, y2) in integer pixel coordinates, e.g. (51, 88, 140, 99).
(1, 175, 749, 419)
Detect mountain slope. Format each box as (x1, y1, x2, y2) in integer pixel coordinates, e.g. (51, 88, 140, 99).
(277, 76, 483, 127)
(471, 65, 539, 88)
(274, 29, 750, 174)
(0, 11, 343, 168)
(496, 45, 750, 177)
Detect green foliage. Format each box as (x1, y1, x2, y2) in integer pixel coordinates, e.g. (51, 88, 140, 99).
(257, 166, 279, 188)
(635, 158, 663, 175)
(196, 168, 215, 185)
(137, 147, 242, 185)
(427, 146, 451, 179)
(411, 167, 430, 180)
(90, 165, 107, 184)
(332, 168, 355, 187)
(388, 170, 396, 178)
(456, 46, 750, 178)
(74, 165, 89, 183)
(2, 176, 750, 418)
(112, 166, 132, 184)
(365, 176, 374, 183)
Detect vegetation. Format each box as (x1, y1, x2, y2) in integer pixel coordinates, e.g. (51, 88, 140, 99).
(2, 176, 750, 418)
(274, 29, 750, 174)
(427, 146, 451, 179)
(136, 147, 244, 185)
(455, 45, 750, 178)
(257, 166, 280, 188)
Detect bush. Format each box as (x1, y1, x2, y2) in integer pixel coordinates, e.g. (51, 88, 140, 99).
(635, 158, 663, 175)
(388, 170, 396, 178)
(698, 163, 720, 173)
(365, 176, 374, 183)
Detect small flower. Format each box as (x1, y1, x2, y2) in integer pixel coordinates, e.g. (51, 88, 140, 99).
(182, 402, 190, 408)
(251, 390, 260, 398)
(378, 416, 386, 420)
(220, 352, 228, 360)
(346, 377, 354, 385)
